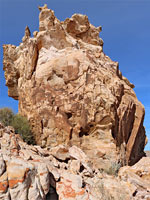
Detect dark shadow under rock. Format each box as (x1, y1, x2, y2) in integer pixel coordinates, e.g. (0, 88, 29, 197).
(46, 186, 58, 200)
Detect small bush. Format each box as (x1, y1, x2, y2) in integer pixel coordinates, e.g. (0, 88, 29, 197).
(105, 161, 121, 176)
(0, 107, 14, 126)
(11, 114, 35, 145)
(0, 107, 35, 145)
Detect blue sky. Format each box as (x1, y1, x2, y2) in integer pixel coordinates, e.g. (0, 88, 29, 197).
(0, 0, 150, 149)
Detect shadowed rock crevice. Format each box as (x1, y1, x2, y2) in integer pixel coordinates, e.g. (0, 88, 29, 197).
(30, 44, 39, 78)
(46, 186, 58, 200)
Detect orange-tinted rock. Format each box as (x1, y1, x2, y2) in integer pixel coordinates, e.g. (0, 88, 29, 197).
(56, 172, 88, 200)
(0, 172, 8, 193)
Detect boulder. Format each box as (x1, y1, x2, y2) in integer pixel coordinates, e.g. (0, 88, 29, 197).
(119, 157, 150, 199)
(3, 5, 146, 166)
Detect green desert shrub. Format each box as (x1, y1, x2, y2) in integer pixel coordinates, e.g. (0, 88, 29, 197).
(11, 114, 35, 145)
(0, 107, 14, 126)
(105, 161, 121, 176)
(0, 107, 35, 145)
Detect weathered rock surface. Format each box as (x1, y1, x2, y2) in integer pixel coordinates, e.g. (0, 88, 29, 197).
(3, 5, 146, 165)
(0, 124, 149, 200)
(119, 157, 150, 199)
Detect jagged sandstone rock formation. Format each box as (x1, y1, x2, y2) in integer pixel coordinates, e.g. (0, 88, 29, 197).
(3, 5, 146, 165)
(0, 124, 149, 200)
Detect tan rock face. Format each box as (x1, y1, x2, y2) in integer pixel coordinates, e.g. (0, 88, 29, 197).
(3, 5, 146, 165)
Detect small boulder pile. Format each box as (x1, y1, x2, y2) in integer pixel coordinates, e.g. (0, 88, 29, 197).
(0, 123, 149, 200)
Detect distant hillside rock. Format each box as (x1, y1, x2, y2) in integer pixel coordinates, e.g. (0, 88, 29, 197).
(3, 5, 146, 166)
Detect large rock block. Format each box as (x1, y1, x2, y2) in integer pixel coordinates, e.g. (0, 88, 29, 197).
(3, 5, 146, 165)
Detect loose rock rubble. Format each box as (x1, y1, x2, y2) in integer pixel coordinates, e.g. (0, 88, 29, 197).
(0, 124, 149, 200)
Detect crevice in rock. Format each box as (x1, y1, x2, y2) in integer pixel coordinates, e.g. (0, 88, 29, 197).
(116, 62, 122, 80)
(82, 181, 86, 188)
(41, 120, 44, 130)
(111, 87, 125, 143)
(79, 164, 85, 173)
(65, 112, 72, 119)
(79, 127, 89, 137)
(53, 156, 70, 164)
(31, 44, 39, 78)
(125, 104, 136, 144)
(16, 70, 20, 80)
(56, 107, 59, 113)
(53, 70, 63, 78)
(79, 124, 94, 137)
(69, 128, 73, 140)
(47, 173, 60, 200)
(46, 186, 59, 200)
(133, 190, 138, 197)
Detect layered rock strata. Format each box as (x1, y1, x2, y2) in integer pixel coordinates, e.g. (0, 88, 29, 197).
(3, 5, 146, 165)
(0, 124, 149, 200)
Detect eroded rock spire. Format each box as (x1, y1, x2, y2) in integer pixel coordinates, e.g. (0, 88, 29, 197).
(3, 6, 146, 166)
